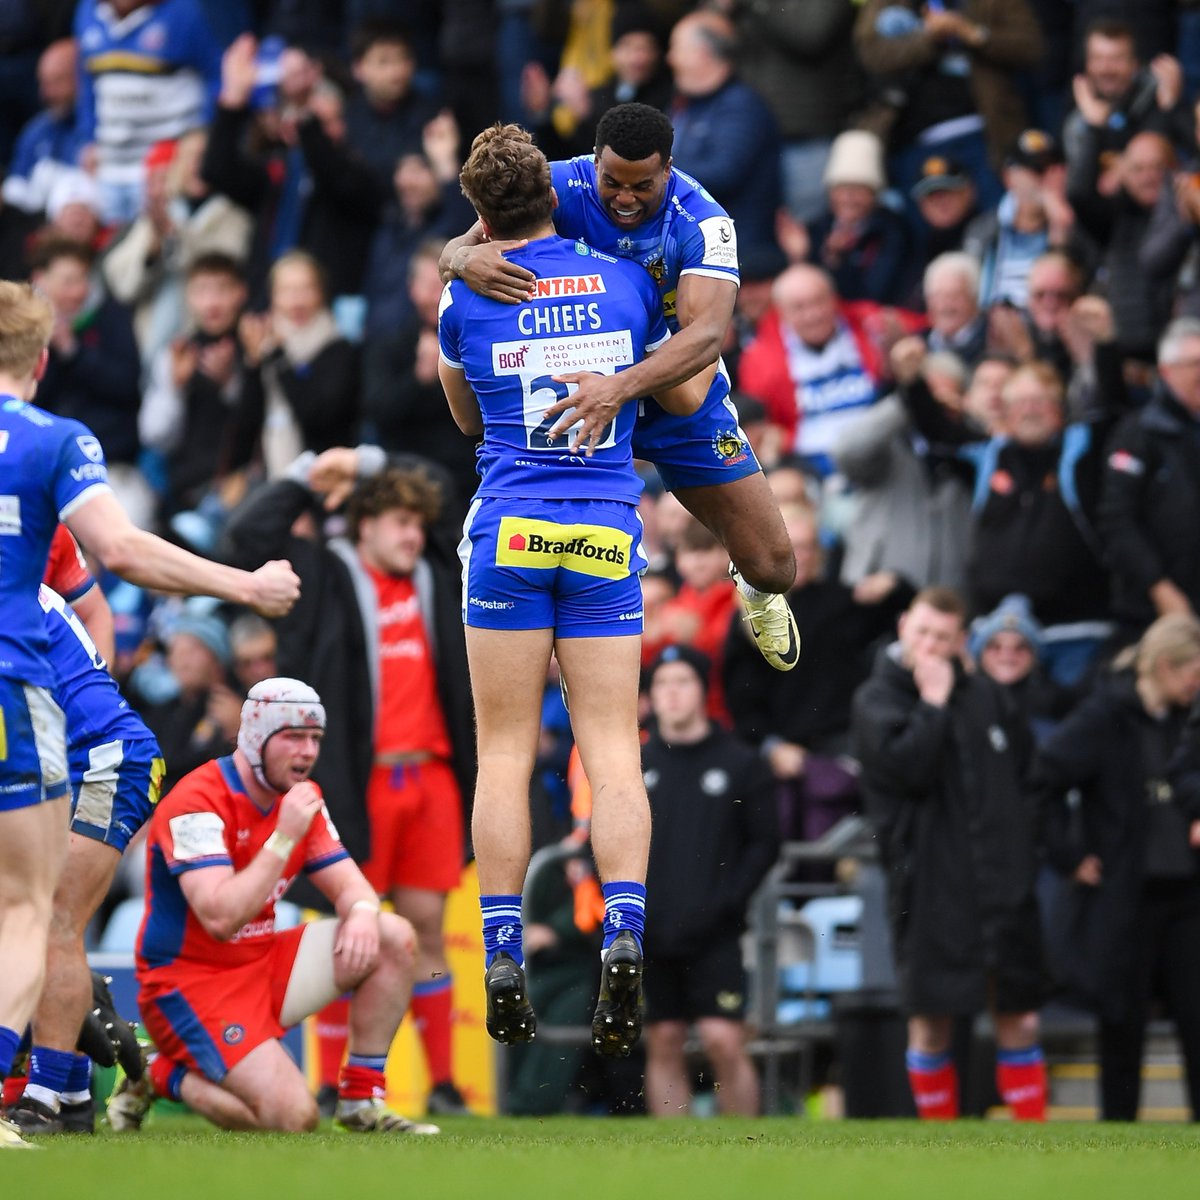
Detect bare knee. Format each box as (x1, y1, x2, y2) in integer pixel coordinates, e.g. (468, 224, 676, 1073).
(735, 535, 796, 595)
(994, 1010, 1040, 1050)
(379, 912, 417, 969)
(697, 1020, 746, 1068)
(256, 1092, 320, 1132)
(646, 1022, 688, 1064)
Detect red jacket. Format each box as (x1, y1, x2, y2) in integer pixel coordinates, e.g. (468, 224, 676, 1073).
(738, 301, 925, 451)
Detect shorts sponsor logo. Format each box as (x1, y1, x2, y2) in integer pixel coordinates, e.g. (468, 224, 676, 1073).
(469, 597, 516, 610)
(711, 430, 748, 465)
(223, 1024, 246, 1045)
(496, 517, 632, 579)
(617, 609, 643, 621)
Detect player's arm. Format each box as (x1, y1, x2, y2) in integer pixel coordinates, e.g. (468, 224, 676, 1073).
(177, 783, 324, 940)
(70, 583, 116, 667)
(439, 220, 536, 303)
(308, 856, 383, 977)
(438, 358, 484, 435)
(653, 357, 718, 416)
(547, 274, 738, 451)
(65, 490, 299, 618)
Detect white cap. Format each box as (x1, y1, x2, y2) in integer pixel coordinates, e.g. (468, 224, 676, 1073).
(237, 677, 326, 789)
(823, 130, 886, 192)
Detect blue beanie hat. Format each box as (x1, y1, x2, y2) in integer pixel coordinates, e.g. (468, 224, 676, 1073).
(170, 610, 232, 668)
(968, 594, 1043, 663)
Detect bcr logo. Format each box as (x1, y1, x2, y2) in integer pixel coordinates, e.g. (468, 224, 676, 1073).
(508, 533, 526, 550)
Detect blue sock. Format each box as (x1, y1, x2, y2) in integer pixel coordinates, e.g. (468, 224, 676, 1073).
(345, 1053, 388, 1073)
(601, 880, 646, 951)
(0, 1026, 20, 1079)
(479, 894, 524, 967)
(63, 1054, 92, 1102)
(26, 1044, 75, 1108)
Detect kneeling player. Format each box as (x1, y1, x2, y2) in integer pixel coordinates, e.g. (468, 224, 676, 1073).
(108, 679, 438, 1135)
(439, 124, 707, 1057)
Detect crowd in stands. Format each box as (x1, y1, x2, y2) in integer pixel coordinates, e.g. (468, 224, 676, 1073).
(10, 0, 1200, 1118)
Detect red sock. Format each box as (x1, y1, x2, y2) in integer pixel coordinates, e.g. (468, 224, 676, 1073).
(2, 1073, 26, 1108)
(338, 1059, 386, 1102)
(313, 996, 350, 1088)
(906, 1051, 959, 1119)
(410, 978, 453, 1086)
(147, 1053, 184, 1102)
(997, 1048, 1047, 1121)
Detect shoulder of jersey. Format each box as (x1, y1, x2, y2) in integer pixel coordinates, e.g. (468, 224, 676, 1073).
(669, 168, 724, 215)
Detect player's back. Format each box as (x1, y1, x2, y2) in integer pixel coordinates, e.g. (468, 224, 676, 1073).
(439, 234, 668, 503)
(0, 398, 110, 689)
(38, 584, 151, 755)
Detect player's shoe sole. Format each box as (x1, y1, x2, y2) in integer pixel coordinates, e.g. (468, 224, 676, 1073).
(591, 931, 644, 1058)
(0, 1117, 37, 1150)
(731, 568, 801, 671)
(484, 952, 537, 1045)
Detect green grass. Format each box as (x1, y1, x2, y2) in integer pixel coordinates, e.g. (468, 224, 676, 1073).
(7, 1117, 1200, 1200)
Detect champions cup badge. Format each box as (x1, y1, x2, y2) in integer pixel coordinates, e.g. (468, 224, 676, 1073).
(223, 1024, 246, 1045)
(712, 430, 747, 465)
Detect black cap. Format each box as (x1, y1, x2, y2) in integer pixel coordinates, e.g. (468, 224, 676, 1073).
(911, 154, 971, 199)
(648, 644, 711, 691)
(1005, 129, 1064, 174)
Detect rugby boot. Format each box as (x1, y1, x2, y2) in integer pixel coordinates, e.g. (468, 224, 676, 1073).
(105, 1049, 153, 1132)
(334, 1098, 439, 1134)
(0, 1116, 36, 1150)
(484, 952, 537, 1045)
(591, 931, 644, 1058)
(731, 567, 801, 671)
(3, 1095, 64, 1136)
(60, 1097, 95, 1134)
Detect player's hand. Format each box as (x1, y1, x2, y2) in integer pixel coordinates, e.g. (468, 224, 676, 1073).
(220, 33, 258, 108)
(335, 906, 380, 977)
(451, 241, 535, 304)
(248, 559, 300, 616)
(1073, 854, 1103, 886)
(545, 371, 625, 453)
(277, 780, 324, 841)
(912, 649, 954, 707)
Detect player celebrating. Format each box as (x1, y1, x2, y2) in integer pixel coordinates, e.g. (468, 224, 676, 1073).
(107, 678, 439, 1135)
(439, 124, 706, 1057)
(0, 282, 297, 1149)
(2, 584, 164, 1136)
(441, 103, 800, 672)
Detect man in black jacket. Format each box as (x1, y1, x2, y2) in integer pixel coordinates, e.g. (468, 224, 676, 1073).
(851, 587, 1048, 1120)
(641, 645, 778, 1117)
(222, 444, 474, 1117)
(1099, 317, 1200, 639)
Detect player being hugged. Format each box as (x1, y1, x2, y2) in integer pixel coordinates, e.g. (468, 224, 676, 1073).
(439, 124, 706, 1058)
(107, 679, 439, 1136)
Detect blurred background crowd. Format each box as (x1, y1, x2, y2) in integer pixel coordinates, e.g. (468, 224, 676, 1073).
(12, 0, 1200, 1120)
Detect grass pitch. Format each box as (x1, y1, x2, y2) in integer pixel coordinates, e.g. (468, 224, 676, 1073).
(6, 1118, 1200, 1200)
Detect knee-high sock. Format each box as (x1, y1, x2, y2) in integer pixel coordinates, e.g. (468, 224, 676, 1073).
(906, 1048, 959, 1120)
(410, 976, 453, 1086)
(996, 1045, 1047, 1121)
(313, 996, 350, 1089)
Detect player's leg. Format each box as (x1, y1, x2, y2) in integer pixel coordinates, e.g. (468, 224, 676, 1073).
(992, 1009, 1047, 1121)
(694, 1018, 759, 1115)
(644, 1021, 690, 1116)
(906, 1013, 959, 1119)
(673, 475, 800, 672)
(465, 625, 553, 1045)
(555, 632, 648, 1058)
(10, 836, 119, 1133)
(220, 1040, 320, 1132)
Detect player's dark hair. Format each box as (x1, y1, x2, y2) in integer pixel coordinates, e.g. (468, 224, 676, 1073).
(28, 233, 94, 273)
(1085, 17, 1136, 49)
(350, 17, 413, 62)
(187, 252, 246, 284)
(459, 124, 553, 239)
(595, 103, 673, 166)
(346, 466, 443, 540)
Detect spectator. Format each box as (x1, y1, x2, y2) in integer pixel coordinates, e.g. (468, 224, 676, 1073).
(852, 586, 1048, 1121)
(523, 3, 672, 161)
(228, 611, 279, 692)
(1098, 317, 1200, 637)
(224, 447, 474, 1118)
(102, 130, 253, 371)
(664, 10, 782, 257)
(641, 646, 777, 1117)
(901, 154, 980, 304)
(200, 34, 382, 299)
(1033, 614, 1200, 1121)
(139, 253, 256, 521)
(968, 593, 1074, 741)
(30, 235, 153, 526)
(235, 249, 361, 479)
(804, 130, 911, 305)
(343, 18, 439, 197)
(1068, 126, 1176, 364)
(41, 168, 107, 250)
(737, 263, 923, 473)
(920, 251, 988, 366)
(74, 0, 223, 224)
(1063, 18, 1193, 167)
(964, 130, 1076, 308)
(2, 38, 82, 218)
(724, 501, 911, 840)
(853, 0, 1043, 208)
(360, 117, 473, 341)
